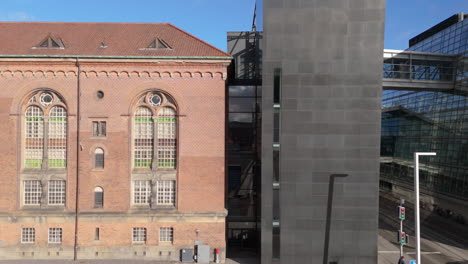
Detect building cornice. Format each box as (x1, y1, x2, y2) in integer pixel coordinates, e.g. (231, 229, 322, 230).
(0, 54, 232, 63)
(0, 69, 228, 80)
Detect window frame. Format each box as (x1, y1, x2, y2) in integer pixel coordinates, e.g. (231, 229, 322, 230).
(132, 227, 147, 244)
(94, 148, 105, 169)
(23, 91, 68, 170)
(21, 228, 35, 244)
(133, 180, 151, 205)
(48, 228, 62, 244)
(155, 180, 176, 206)
(159, 227, 173, 243)
(48, 180, 66, 205)
(131, 92, 178, 171)
(94, 186, 104, 208)
(131, 91, 178, 210)
(23, 180, 42, 206)
(92, 121, 107, 137)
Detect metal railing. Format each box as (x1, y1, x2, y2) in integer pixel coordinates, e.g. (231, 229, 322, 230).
(383, 50, 457, 82)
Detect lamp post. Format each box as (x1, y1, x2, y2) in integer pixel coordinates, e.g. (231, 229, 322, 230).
(414, 152, 436, 264)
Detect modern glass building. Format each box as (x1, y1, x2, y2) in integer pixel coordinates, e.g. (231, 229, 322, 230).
(226, 23, 262, 258)
(381, 13, 468, 218)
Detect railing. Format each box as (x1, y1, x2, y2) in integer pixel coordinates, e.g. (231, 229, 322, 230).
(383, 50, 457, 82)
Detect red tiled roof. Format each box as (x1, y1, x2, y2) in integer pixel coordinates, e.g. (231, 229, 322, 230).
(0, 22, 231, 58)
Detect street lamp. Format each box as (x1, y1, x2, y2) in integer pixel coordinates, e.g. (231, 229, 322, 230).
(414, 152, 436, 264)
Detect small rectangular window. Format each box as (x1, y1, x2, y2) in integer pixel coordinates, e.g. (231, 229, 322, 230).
(48, 228, 62, 244)
(21, 228, 35, 244)
(48, 180, 66, 205)
(159, 227, 173, 243)
(94, 190, 103, 208)
(273, 109, 280, 143)
(273, 150, 280, 182)
(273, 68, 281, 104)
(92, 121, 107, 137)
(155, 181, 175, 206)
(24, 180, 42, 205)
(132, 227, 146, 243)
(100, 122, 106, 136)
(133, 181, 151, 205)
(273, 189, 280, 221)
(95, 153, 104, 168)
(95, 228, 100, 241)
(272, 226, 280, 259)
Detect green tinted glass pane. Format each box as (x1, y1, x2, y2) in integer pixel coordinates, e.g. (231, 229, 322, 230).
(25, 159, 41, 168)
(134, 117, 153, 122)
(134, 159, 152, 168)
(49, 159, 66, 168)
(157, 117, 176, 122)
(158, 159, 175, 168)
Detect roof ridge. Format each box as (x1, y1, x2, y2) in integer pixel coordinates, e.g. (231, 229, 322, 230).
(166, 23, 231, 57)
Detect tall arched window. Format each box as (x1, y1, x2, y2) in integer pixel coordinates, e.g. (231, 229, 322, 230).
(157, 107, 176, 169)
(134, 106, 154, 168)
(25, 106, 44, 168)
(132, 92, 177, 170)
(94, 148, 104, 168)
(48, 106, 67, 168)
(132, 91, 177, 208)
(23, 91, 67, 169)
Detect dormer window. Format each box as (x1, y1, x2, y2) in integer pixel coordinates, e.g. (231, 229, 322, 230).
(35, 37, 64, 49)
(143, 38, 171, 50)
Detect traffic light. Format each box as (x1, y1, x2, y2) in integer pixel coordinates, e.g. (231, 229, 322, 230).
(397, 231, 406, 244)
(398, 206, 406, 220)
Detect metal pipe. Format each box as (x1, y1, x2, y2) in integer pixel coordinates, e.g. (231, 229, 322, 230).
(414, 152, 436, 264)
(323, 173, 348, 264)
(73, 58, 81, 261)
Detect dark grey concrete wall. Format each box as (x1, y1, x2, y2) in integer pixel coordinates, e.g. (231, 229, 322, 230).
(261, 1, 385, 263)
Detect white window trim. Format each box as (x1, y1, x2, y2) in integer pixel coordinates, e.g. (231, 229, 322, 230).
(48, 228, 62, 244)
(23, 180, 42, 206)
(47, 180, 66, 205)
(133, 180, 151, 205)
(159, 227, 173, 243)
(132, 227, 147, 244)
(21, 228, 35, 244)
(155, 180, 175, 206)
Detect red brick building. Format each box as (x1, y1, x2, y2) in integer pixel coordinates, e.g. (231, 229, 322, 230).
(0, 22, 231, 261)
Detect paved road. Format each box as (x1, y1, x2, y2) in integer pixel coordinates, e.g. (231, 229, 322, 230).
(378, 193, 468, 264)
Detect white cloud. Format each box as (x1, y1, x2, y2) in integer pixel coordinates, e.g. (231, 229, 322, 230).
(0, 11, 35, 21)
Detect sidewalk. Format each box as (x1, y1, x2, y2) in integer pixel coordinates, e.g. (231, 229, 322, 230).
(0, 258, 258, 264)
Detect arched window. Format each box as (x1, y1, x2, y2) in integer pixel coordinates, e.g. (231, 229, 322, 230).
(94, 148, 104, 168)
(48, 106, 67, 168)
(134, 106, 154, 168)
(25, 106, 44, 168)
(131, 91, 177, 208)
(94, 187, 104, 208)
(157, 107, 176, 168)
(132, 91, 177, 170)
(23, 91, 67, 169)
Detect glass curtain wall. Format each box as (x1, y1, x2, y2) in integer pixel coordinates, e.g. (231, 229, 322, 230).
(381, 16, 468, 199)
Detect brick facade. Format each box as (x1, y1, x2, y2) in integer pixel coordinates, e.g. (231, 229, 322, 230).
(0, 23, 231, 261)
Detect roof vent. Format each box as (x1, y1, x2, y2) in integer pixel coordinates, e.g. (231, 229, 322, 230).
(35, 36, 64, 49)
(144, 38, 171, 49)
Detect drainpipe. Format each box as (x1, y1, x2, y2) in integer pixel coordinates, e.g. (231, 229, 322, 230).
(73, 58, 81, 261)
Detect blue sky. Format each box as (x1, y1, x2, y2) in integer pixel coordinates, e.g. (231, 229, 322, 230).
(0, 0, 466, 51)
